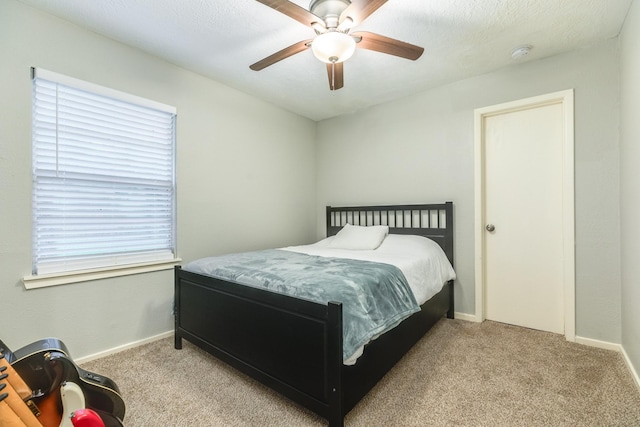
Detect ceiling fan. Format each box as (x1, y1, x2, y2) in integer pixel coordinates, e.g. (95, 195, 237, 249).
(250, 0, 424, 91)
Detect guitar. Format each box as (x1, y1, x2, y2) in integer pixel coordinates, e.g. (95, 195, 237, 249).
(0, 338, 125, 427)
(1, 358, 106, 427)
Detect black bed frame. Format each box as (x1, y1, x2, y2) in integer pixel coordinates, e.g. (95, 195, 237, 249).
(174, 202, 454, 426)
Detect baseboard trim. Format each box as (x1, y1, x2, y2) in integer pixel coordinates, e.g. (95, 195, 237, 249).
(621, 346, 640, 392)
(75, 330, 173, 364)
(575, 335, 640, 392)
(454, 312, 481, 322)
(574, 335, 622, 352)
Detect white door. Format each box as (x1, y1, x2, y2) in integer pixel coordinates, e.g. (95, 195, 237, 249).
(475, 91, 575, 337)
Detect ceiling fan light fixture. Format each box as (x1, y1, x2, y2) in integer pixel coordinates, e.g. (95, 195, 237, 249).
(311, 31, 356, 63)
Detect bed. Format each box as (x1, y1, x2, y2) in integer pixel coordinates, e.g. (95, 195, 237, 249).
(174, 202, 455, 427)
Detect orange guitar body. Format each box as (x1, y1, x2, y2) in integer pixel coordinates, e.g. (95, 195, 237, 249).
(34, 391, 62, 427)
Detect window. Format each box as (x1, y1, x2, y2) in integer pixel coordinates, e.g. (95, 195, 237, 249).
(29, 68, 177, 285)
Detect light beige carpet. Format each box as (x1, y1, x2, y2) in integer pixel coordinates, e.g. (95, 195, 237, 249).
(81, 319, 640, 426)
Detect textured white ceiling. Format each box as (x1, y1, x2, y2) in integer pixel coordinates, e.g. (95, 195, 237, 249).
(17, 0, 633, 121)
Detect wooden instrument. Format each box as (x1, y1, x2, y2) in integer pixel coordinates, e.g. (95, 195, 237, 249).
(0, 356, 43, 427)
(0, 338, 125, 427)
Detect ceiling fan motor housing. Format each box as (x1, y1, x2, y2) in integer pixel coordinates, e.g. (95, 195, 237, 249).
(310, 0, 351, 29)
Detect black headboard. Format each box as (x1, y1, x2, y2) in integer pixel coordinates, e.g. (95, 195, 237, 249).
(326, 202, 454, 268)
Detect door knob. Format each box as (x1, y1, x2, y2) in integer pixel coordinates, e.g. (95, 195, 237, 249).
(486, 224, 495, 232)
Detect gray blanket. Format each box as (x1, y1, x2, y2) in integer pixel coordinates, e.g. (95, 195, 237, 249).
(185, 249, 420, 362)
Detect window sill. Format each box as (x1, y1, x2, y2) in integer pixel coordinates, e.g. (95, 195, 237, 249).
(22, 259, 182, 289)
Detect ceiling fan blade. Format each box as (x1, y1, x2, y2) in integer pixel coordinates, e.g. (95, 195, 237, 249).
(340, 0, 387, 27)
(352, 31, 424, 60)
(250, 40, 313, 71)
(326, 62, 344, 91)
(255, 0, 323, 28)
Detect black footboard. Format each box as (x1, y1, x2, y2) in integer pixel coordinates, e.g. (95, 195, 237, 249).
(174, 267, 345, 424)
(175, 267, 452, 426)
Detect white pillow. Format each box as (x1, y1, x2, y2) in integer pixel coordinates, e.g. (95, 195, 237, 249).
(328, 224, 389, 250)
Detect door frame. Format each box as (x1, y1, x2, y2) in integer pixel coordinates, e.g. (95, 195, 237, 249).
(473, 90, 575, 341)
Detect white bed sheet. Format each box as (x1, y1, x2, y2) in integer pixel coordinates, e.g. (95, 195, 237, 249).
(281, 233, 456, 306)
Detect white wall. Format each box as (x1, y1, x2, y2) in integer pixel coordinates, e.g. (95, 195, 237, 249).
(316, 40, 622, 342)
(1, 0, 630, 360)
(0, 0, 316, 358)
(620, 0, 640, 382)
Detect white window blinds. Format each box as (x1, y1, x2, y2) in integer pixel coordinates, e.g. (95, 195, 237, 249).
(32, 68, 177, 275)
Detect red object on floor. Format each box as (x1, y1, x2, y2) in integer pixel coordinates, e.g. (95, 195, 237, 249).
(70, 409, 105, 427)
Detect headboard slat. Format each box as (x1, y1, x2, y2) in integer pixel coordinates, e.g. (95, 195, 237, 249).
(326, 202, 454, 268)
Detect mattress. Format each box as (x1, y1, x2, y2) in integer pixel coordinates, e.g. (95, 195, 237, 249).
(282, 233, 456, 305)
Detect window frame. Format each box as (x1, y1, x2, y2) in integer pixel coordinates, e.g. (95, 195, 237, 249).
(24, 68, 180, 289)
